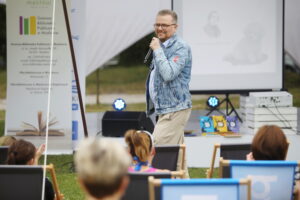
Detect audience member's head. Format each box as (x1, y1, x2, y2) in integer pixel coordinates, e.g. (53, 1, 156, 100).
(7, 139, 35, 165)
(75, 138, 131, 200)
(251, 125, 288, 160)
(0, 135, 16, 146)
(7, 139, 45, 165)
(124, 129, 154, 163)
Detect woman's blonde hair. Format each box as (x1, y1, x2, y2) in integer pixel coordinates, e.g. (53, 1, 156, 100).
(75, 138, 130, 199)
(0, 136, 16, 146)
(124, 129, 153, 162)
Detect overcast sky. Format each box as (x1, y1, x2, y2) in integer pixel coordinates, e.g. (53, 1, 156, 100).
(0, 0, 5, 4)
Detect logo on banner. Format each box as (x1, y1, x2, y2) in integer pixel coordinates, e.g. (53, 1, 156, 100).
(19, 16, 37, 35)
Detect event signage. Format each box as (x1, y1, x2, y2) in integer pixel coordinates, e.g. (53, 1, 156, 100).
(5, 0, 72, 153)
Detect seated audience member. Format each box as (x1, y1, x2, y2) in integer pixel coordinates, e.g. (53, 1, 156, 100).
(75, 138, 131, 200)
(246, 125, 300, 199)
(0, 135, 16, 146)
(7, 139, 54, 200)
(125, 129, 169, 172)
(246, 125, 288, 161)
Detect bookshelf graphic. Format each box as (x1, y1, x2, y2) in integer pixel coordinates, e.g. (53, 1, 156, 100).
(19, 16, 36, 35)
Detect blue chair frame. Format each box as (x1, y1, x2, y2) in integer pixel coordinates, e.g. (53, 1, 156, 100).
(220, 159, 300, 200)
(149, 177, 251, 200)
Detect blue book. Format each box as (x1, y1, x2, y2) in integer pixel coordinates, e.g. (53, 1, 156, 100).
(199, 116, 215, 133)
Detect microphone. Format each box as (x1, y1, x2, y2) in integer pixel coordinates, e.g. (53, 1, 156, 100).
(144, 48, 152, 64)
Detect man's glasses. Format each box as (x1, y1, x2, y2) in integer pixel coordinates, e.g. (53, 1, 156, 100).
(153, 23, 176, 30)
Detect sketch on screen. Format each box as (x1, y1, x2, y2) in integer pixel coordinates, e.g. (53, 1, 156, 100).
(203, 11, 221, 38)
(224, 22, 268, 65)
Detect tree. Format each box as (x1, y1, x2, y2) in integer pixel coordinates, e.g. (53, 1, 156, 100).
(0, 4, 6, 69)
(119, 32, 154, 66)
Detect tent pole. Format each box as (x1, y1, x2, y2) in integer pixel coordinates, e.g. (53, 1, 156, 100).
(61, 0, 89, 137)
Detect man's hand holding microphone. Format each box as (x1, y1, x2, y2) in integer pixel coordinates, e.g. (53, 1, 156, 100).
(144, 37, 161, 64)
(149, 37, 160, 50)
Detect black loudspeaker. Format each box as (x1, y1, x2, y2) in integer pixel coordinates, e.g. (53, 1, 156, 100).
(102, 111, 154, 137)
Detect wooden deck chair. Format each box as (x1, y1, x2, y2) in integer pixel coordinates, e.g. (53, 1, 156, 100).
(46, 164, 64, 200)
(286, 140, 290, 159)
(295, 180, 300, 200)
(0, 165, 45, 200)
(149, 177, 251, 200)
(207, 140, 290, 178)
(152, 144, 186, 171)
(0, 146, 9, 164)
(122, 171, 184, 200)
(206, 143, 251, 178)
(219, 158, 300, 200)
(0, 164, 63, 200)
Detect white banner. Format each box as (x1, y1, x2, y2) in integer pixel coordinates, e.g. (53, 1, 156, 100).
(5, 0, 72, 153)
(70, 0, 86, 149)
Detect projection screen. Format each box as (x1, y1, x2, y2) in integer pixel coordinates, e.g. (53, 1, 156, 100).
(173, 0, 283, 93)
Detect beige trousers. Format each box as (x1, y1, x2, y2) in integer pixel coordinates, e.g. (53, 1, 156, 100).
(153, 108, 191, 178)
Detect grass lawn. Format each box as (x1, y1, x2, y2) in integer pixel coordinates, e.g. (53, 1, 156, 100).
(41, 154, 215, 200)
(0, 69, 6, 99)
(43, 155, 85, 200)
(86, 65, 148, 95)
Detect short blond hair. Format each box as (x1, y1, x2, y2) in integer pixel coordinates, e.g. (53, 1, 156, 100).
(157, 9, 178, 24)
(75, 138, 131, 199)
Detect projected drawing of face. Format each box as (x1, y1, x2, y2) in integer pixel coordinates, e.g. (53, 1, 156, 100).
(224, 22, 268, 65)
(203, 11, 221, 38)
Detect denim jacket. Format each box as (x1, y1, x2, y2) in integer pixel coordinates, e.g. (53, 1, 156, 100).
(146, 34, 192, 116)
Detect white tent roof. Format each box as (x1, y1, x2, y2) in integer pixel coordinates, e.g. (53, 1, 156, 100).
(285, 0, 300, 67)
(84, 0, 171, 75)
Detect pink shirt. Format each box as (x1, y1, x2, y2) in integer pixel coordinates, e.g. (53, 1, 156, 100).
(128, 166, 158, 172)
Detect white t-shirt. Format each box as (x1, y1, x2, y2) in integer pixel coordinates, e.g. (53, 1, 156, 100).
(149, 39, 170, 104)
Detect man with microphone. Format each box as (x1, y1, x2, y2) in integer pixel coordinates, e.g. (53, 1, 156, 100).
(146, 9, 192, 177)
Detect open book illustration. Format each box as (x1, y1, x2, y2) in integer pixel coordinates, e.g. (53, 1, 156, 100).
(16, 111, 64, 136)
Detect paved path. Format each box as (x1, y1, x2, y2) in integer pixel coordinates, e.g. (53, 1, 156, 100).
(0, 94, 209, 110)
(85, 94, 208, 104)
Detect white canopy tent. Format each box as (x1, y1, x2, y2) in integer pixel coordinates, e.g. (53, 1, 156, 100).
(285, 0, 300, 67)
(84, 0, 171, 75)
